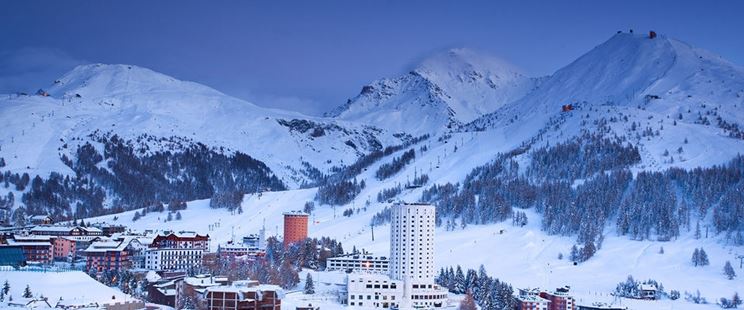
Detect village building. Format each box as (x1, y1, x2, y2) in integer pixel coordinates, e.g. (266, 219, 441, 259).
(52, 236, 77, 261)
(144, 231, 210, 272)
(514, 288, 551, 310)
(1, 234, 54, 264)
(327, 254, 389, 274)
(29, 225, 103, 238)
(539, 287, 576, 310)
(29, 215, 53, 225)
(204, 280, 283, 310)
(83, 238, 132, 273)
(150, 231, 210, 250)
(640, 284, 658, 300)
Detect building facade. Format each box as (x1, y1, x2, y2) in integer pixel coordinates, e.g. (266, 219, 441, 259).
(144, 231, 209, 271)
(515, 288, 550, 310)
(327, 254, 389, 274)
(2, 235, 53, 264)
(389, 203, 436, 283)
(150, 231, 210, 250)
(145, 248, 204, 271)
(539, 287, 576, 310)
(83, 239, 132, 273)
(283, 212, 308, 247)
(204, 281, 283, 310)
(53, 237, 76, 261)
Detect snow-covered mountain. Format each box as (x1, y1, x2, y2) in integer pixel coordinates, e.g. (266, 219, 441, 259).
(326, 48, 535, 135)
(0, 64, 407, 189)
(4, 32, 743, 309)
(469, 32, 744, 170)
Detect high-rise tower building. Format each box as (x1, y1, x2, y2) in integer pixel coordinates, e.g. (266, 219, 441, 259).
(389, 203, 436, 283)
(346, 202, 448, 309)
(283, 211, 309, 247)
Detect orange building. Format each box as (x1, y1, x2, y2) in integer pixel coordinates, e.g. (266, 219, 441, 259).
(283, 212, 308, 247)
(53, 237, 76, 261)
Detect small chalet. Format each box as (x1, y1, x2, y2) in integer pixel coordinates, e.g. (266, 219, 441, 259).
(640, 284, 658, 300)
(29, 215, 53, 225)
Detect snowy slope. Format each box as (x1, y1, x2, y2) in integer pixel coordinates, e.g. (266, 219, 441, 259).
(0, 64, 406, 188)
(86, 187, 744, 310)
(468, 33, 744, 170)
(0, 270, 132, 305)
(327, 48, 535, 135)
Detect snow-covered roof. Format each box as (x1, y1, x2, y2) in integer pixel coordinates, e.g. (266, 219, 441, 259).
(30, 225, 102, 234)
(12, 235, 54, 241)
(3, 240, 53, 247)
(146, 270, 162, 282)
(83, 238, 130, 253)
(184, 274, 228, 287)
(640, 284, 657, 291)
(205, 283, 284, 299)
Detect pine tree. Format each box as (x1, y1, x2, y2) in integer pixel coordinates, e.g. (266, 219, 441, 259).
(699, 248, 709, 266)
(694, 221, 701, 239)
(724, 261, 737, 280)
(570, 245, 579, 262)
(692, 248, 700, 266)
(454, 265, 466, 294)
(175, 211, 182, 220)
(733, 292, 742, 306)
(464, 269, 477, 293)
(581, 241, 596, 262)
(304, 273, 315, 294)
(459, 290, 477, 310)
(2, 280, 9, 295)
(22, 285, 32, 298)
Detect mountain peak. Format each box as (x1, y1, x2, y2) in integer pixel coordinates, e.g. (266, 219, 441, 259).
(326, 48, 535, 134)
(414, 48, 525, 79)
(47, 63, 221, 99)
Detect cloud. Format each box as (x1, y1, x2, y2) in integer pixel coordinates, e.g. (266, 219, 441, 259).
(0, 47, 86, 94)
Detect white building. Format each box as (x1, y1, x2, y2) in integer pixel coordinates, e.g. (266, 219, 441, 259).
(347, 273, 403, 308)
(327, 254, 389, 273)
(347, 203, 448, 309)
(389, 203, 436, 282)
(145, 248, 204, 271)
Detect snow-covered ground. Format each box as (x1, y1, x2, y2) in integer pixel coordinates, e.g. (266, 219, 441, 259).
(85, 185, 744, 310)
(0, 270, 132, 306)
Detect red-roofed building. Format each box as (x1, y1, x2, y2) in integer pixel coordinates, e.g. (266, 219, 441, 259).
(539, 287, 575, 310)
(150, 231, 210, 250)
(83, 239, 132, 273)
(1, 235, 53, 264)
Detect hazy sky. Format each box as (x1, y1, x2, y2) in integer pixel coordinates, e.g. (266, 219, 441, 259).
(2, 1, 743, 115)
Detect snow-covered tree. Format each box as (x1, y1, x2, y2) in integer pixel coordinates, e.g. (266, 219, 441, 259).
(22, 285, 32, 298)
(304, 273, 315, 294)
(724, 261, 737, 280)
(454, 265, 466, 294)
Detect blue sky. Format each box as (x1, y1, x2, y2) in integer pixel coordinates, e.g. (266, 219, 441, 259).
(2, 1, 743, 115)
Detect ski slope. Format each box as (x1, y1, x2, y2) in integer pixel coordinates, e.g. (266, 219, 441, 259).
(0, 64, 405, 189)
